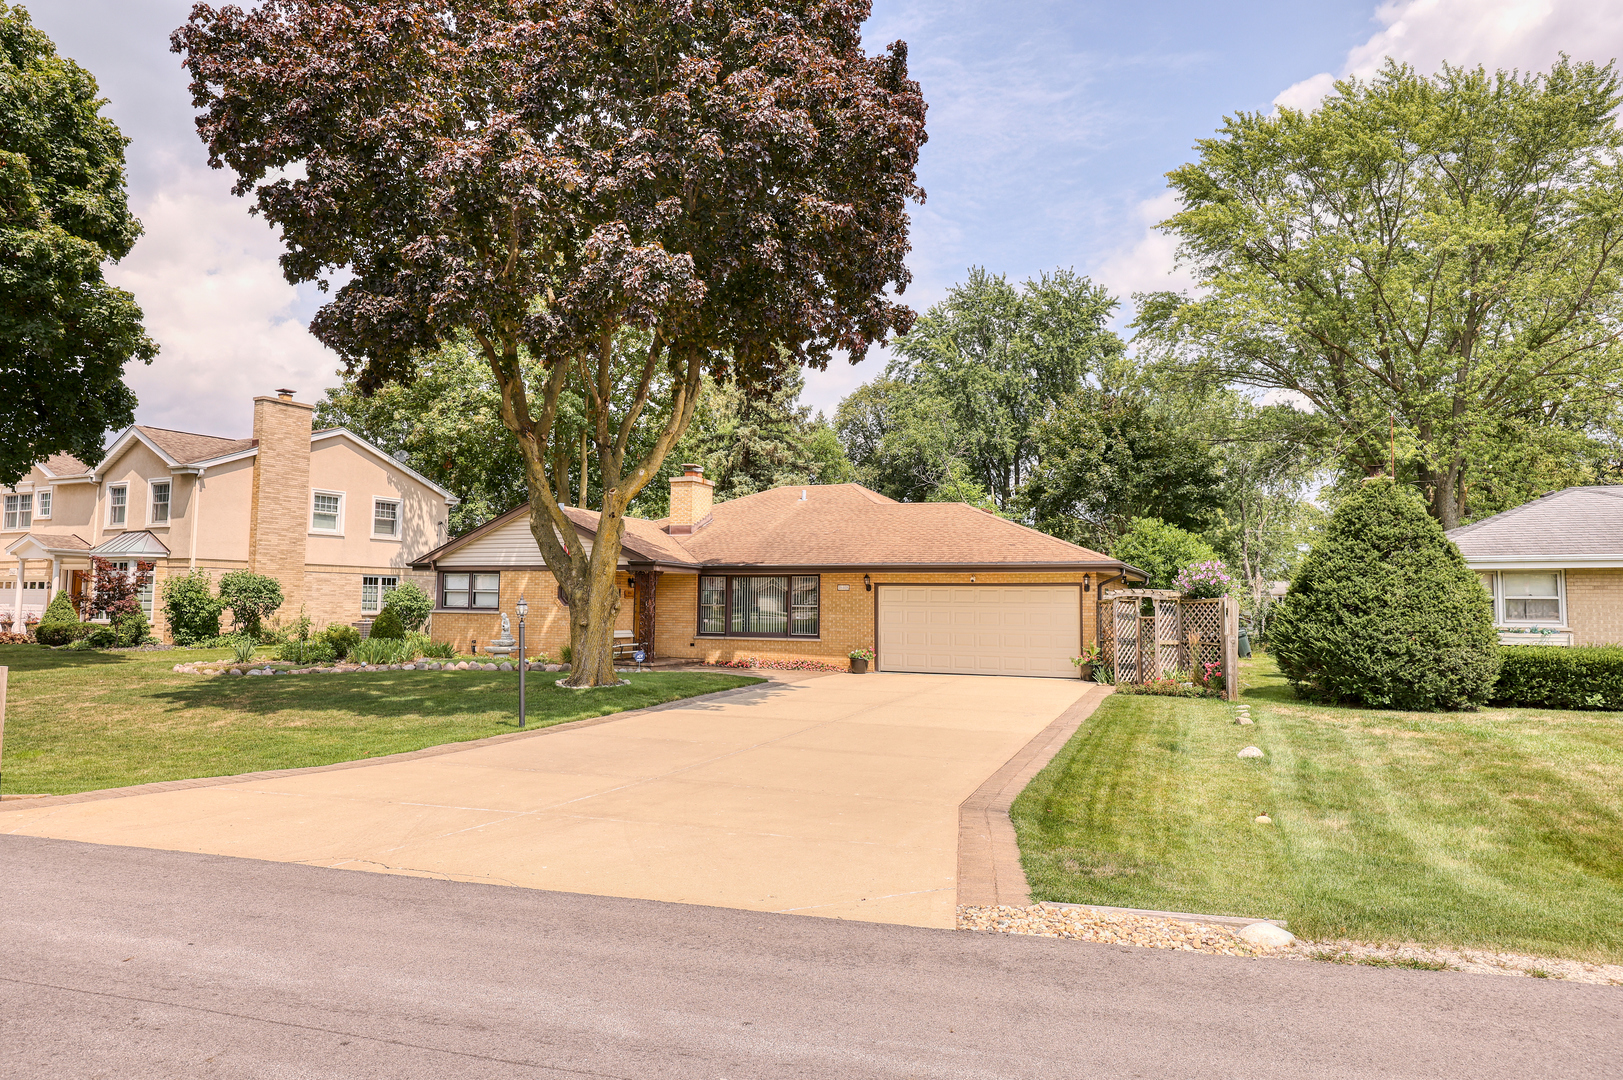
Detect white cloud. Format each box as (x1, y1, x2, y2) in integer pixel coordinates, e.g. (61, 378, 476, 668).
(1090, 191, 1200, 310)
(1276, 0, 1623, 111)
(105, 159, 345, 439)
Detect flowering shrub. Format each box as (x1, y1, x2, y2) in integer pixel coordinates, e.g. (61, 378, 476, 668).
(1194, 659, 1224, 692)
(1175, 560, 1235, 599)
(707, 658, 846, 672)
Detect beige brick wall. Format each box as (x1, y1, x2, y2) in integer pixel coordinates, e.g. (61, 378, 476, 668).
(248, 394, 314, 616)
(668, 473, 713, 530)
(302, 567, 436, 634)
(654, 570, 1104, 667)
(1565, 568, 1623, 645)
(428, 569, 635, 659)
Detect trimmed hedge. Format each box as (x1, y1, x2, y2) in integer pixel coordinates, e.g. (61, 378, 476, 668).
(1493, 645, 1623, 711)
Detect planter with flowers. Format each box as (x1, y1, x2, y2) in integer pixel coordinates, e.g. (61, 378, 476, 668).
(848, 647, 875, 674)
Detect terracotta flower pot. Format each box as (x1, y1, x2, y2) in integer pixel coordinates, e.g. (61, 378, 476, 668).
(849, 657, 869, 674)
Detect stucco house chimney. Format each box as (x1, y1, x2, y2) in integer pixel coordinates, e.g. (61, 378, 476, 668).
(667, 463, 713, 535)
(249, 391, 314, 615)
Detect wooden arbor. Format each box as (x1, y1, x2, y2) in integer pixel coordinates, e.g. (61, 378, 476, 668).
(1099, 588, 1239, 701)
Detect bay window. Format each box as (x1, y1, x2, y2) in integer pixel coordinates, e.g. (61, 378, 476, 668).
(698, 575, 819, 637)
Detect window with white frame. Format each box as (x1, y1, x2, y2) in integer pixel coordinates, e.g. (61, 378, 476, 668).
(1499, 571, 1563, 624)
(106, 560, 154, 620)
(372, 498, 400, 538)
(108, 484, 127, 526)
(149, 480, 171, 525)
(311, 491, 343, 533)
(441, 572, 499, 609)
(361, 575, 399, 614)
(35, 489, 50, 519)
(4, 493, 32, 531)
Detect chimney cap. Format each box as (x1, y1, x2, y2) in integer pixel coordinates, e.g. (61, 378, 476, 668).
(276, 388, 297, 400)
(679, 463, 703, 477)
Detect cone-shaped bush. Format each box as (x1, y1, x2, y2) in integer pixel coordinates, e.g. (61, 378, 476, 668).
(367, 607, 405, 640)
(1270, 478, 1498, 710)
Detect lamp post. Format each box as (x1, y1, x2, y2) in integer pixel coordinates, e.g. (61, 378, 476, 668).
(516, 596, 528, 729)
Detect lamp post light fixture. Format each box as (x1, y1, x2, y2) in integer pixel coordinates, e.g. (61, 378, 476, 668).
(516, 596, 528, 729)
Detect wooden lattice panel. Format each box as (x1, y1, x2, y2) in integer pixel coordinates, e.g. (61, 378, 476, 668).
(1113, 598, 1140, 682)
(1182, 598, 1224, 671)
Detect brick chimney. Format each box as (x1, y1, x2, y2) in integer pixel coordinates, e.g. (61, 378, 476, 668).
(248, 390, 314, 615)
(667, 463, 713, 535)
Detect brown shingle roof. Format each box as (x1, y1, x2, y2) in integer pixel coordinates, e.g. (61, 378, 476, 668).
(669, 483, 1118, 568)
(413, 484, 1126, 572)
(135, 426, 257, 465)
(40, 453, 91, 477)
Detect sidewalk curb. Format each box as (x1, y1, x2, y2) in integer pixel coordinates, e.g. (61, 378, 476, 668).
(956, 683, 1113, 908)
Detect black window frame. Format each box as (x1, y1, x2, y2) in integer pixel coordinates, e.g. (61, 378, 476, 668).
(697, 574, 820, 638)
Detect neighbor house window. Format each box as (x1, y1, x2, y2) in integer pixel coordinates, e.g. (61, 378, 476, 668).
(698, 575, 819, 637)
(1500, 571, 1562, 623)
(373, 498, 400, 538)
(441, 572, 499, 609)
(361, 575, 399, 614)
(4, 493, 32, 531)
(108, 485, 127, 526)
(35, 489, 50, 519)
(149, 480, 171, 525)
(311, 491, 343, 532)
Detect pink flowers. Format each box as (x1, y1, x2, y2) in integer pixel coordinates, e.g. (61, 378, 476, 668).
(1176, 560, 1236, 599)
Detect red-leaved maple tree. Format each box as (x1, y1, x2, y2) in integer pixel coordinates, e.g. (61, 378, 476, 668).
(173, 0, 926, 684)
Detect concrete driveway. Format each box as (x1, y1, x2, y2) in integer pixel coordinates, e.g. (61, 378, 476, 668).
(0, 672, 1086, 927)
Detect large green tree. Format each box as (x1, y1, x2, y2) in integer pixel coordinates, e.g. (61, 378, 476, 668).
(884, 267, 1125, 511)
(1017, 389, 1224, 552)
(0, 2, 154, 483)
(1138, 58, 1623, 530)
(175, 0, 925, 686)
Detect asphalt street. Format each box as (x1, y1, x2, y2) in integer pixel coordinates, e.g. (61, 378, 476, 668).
(3, 834, 1618, 1079)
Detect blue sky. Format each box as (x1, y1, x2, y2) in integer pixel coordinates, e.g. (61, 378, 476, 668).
(21, 0, 1622, 431)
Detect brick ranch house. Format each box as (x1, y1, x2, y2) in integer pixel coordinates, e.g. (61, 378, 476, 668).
(412, 465, 1144, 677)
(1448, 485, 1623, 647)
(0, 391, 458, 639)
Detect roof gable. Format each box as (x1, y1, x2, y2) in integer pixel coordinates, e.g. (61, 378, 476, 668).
(311, 428, 459, 503)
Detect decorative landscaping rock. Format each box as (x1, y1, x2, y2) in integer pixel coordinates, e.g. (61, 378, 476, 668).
(483, 663, 498, 671)
(1239, 922, 1296, 950)
(455, 661, 470, 670)
(499, 662, 512, 671)
(1255, 814, 1273, 824)
(1238, 717, 1254, 725)
(1238, 746, 1264, 758)
(959, 905, 1259, 957)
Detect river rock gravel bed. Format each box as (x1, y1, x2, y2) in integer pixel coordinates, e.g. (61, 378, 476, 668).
(958, 904, 1260, 956)
(959, 904, 1623, 984)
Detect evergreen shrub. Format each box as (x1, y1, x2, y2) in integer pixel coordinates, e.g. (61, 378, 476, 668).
(1270, 478, 1499, 710)
(368, 607, 405, 639)
(35, 592, 91, 646)
(1493, 646, 1623, 711)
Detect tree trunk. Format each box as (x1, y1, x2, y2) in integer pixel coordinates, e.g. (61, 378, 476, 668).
(565, 507, 625, 687)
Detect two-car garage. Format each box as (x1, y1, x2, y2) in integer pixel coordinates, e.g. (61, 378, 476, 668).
(875, 584, 1082, 679)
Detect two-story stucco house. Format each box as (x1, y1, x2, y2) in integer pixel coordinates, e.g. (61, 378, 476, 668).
(0, 391, 458, 639)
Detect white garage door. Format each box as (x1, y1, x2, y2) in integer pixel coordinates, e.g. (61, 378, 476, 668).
(876, 585, 1081, 678)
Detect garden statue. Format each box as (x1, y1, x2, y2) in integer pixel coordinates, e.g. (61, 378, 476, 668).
(487, 612, 518, 657)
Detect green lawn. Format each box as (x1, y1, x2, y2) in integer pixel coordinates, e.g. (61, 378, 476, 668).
(0, 645, 759, 796)
(1012, 653, 1623, 962)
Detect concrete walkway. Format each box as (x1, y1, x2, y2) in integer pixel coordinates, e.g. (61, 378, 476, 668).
(0, 672, 1087, 927)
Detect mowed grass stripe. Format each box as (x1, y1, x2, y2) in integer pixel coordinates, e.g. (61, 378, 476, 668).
(1011, 655, 1623, 961)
